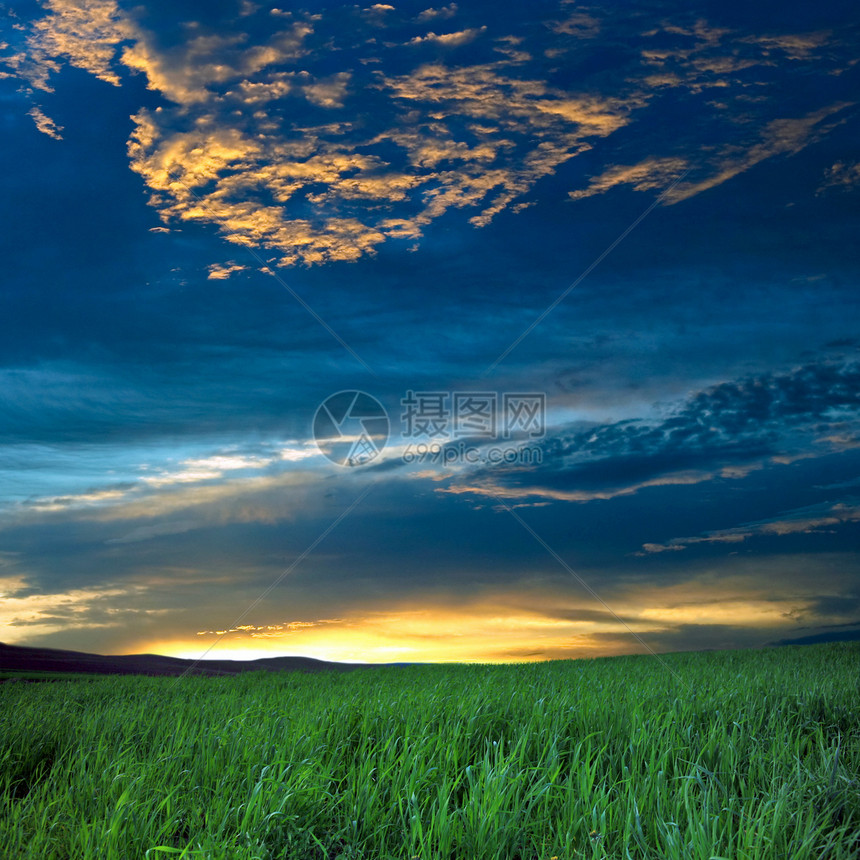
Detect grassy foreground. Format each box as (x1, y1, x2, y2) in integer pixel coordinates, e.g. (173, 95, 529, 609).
(1, 643, 858, 859)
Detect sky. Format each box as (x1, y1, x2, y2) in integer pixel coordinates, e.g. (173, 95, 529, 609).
(0, 0, 858, 664)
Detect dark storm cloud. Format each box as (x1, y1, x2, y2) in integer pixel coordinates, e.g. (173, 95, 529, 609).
(568, 359, 860, 460)
(444, 359, 860, 502)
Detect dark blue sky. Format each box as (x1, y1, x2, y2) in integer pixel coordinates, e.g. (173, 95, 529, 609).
(0, 0, 858, 662)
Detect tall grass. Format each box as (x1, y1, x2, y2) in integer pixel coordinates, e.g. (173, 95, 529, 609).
(1, 643, 858, 858)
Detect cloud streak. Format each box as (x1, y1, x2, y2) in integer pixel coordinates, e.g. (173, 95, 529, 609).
(637, 502, 860, 555)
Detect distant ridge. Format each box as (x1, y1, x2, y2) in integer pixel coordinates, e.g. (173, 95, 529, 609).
(0, 641, 364, 678)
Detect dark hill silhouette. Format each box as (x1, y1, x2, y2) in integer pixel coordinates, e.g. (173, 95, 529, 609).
(0, 641, 364, 678)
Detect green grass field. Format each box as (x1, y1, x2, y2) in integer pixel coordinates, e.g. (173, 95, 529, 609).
(1, 643, 858, 859)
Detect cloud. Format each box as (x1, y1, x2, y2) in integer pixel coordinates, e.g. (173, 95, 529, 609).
(125, 116, 392, 265)
(569, 157, 687, 200)
(139, 452, 278, 487)
(5, 0, 649, 267)
(439, 469, 722, 504)
(184, 586, 665, 663)
(7, 1, 855, 270)
(120, 22, 314, 106)
(117, 49, 638, 264)
(105, 519, 197, 544)
(375, 62, 636, 229)
(21, 488, 132, 514)
(408, 27, 486, 47)
(0, 573, 148, 642)
(302, 71, 351, 108)
(547, 12, 600, 39)
(196, 617, 345, 637)
(27, 105, 63, 139)
(818, 160, 860, 194)
(667, 104, 855, 203)
(637, 18, 840, 98)
(207, 261, 246, 280)
(636, 501, 860, 554)
(417, 5, 457, 22)
(25, 0, 132, 89)
(745, 31, 831, 61)
(0, 437, 321, 533)
(139, 553, 860, 662)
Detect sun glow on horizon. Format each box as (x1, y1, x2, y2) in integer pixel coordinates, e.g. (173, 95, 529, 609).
(141, 602, 665, 664)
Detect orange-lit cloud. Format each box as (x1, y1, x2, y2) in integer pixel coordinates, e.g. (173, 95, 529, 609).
(302, 71, 351, 108)
(438, 469, 720, 504)
(570, 157, 688, 200)
(7, 539, 858, 662)
(121, 22, 313, 106)
(27, 104, 63, 139)
(119, 51, 637, 264)
(417, 5, 458, 23)
(25, 0, 131, 89)
(4, 1, 649, 267)
(637, 502, 860, 555)
(206, 261, 246, 279)
(6, 1, 850, 270)
(666, 103, 855, 203)
(408, 27, 486, 47)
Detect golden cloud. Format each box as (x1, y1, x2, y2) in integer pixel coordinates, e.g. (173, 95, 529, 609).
(206, 261, 247, 279)
(666, 103, 854, 203)
(6, 0, 851, 269)
(408, 27, 486, 47)
(439, 469, 719, 504)
(570, 157, 688, 200)
(417, 5, 458, 23)
(28, 0, 131, 88)
(116, 48, 638, 265)
(27, 104, 63, 139)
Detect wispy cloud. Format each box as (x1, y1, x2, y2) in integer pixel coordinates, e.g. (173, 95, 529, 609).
(105, 519, 197, 545)
(27, 105, 63, 139)
(408, 27, 486, 47)
(570, 157, 688, 200)
(636, 501, 860, 555)
(666, 104, 855, 203)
